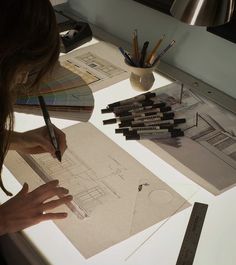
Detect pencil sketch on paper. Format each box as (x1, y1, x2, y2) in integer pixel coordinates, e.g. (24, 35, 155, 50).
(60, 41, 129, 92)
(4, 122, 189, 258)
(20, 149, 124, 219)
(142, 82, 236, 194)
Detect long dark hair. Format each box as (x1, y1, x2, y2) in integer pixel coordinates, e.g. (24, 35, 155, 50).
(0, 0, 60, 195)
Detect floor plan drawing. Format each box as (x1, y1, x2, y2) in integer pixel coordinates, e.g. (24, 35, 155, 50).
(5, 122, 189, 258)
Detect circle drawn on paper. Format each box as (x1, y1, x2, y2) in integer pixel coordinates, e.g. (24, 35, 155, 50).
(148, 189, 173, 205)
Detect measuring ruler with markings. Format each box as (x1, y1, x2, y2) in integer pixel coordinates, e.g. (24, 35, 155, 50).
(176, 202, 208, 265)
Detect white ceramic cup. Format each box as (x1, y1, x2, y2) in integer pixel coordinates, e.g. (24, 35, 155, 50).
(125, 60, 157, 91)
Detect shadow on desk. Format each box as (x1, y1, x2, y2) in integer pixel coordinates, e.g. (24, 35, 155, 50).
(0, 233, 48, 265)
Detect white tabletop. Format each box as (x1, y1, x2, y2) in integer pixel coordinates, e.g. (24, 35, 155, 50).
(1, 38, 236, 265)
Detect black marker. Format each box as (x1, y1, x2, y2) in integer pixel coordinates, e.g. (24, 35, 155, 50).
(115, 124, 175, 134)
(103, 112, 174, 125)
(124, 128, 181, 135)
(120, 111, 174, 122)
(129, 106, 171, 115)
(102, 101, 167, 115)
(38, 96, 61, 162)
(101, 100, 155, 114)
(117, 106, 171, 117)
(114, 102, 168, 116)
(101, 100, 164, 114)
(119, 118, 186, 128)
(126, 112, 174, 121)
(126, 130, 184, 140)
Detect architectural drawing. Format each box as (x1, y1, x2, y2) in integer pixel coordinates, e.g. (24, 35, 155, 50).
(142, 83, 236, 194)
(5, 122, 189, 258)
(21, 149, 124, 219)
(60, 41, 129, 92)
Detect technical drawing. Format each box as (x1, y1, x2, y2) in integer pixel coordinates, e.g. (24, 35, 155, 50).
(142, 82, 236, 194)
(4, 122, 189, 258)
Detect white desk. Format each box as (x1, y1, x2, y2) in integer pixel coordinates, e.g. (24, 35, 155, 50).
(1, 36, 236, 265)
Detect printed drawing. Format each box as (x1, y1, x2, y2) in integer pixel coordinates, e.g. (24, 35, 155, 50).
(142, 83, 236, 194)
(60, 42, 129, 92)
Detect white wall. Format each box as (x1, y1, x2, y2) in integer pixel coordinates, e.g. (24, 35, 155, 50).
(68, 0, 236, 98)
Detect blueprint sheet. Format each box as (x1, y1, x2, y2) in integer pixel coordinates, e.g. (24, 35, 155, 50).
(5, 123, 189, 258)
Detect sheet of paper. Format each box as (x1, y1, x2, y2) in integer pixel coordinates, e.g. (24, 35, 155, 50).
(5, 122, 189, 258)
(60, 41, 129, 92)
(141, 83, 236, 195)
(16, 41, 129, 96)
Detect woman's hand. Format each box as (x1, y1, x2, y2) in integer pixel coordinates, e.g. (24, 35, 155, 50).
(9, 126, 67, 158)
(0, 180, 72, 235)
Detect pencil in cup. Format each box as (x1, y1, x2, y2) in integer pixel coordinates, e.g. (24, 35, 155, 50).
(139, 41, 149, 67)
(151, 40, 176, 67)
(132, 29, 140, 65)
(118, 47, 136, 66)
(146, 34, 165, 65)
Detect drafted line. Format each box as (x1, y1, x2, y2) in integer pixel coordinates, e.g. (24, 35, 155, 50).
(124, 191, 198, 262)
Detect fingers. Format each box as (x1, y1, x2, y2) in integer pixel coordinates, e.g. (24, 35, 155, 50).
(42, 195, 73, 211)
(37, 125, 67, 158)
(29, 181, 72, 220)
(39, 212, 68, 221)
(37, 186, 69, 203)
(18, 180, 70, 203)
(32, 134, 55, 155)
(15, 183, 29, 197)
(0, 181, 72, 234)
(16, 125, 67, 158)
(30, 180, 59, 196)
(29, 180, 70, 203)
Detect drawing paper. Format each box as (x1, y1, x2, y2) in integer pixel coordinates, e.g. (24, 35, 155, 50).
(141, 83, 236, 194)
(5, 122, 189, 258)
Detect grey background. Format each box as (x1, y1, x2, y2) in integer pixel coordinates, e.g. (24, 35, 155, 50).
(68, 0, 236, 99)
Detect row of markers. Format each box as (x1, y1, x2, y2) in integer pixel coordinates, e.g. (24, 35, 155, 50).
(101, 92, 186, 140)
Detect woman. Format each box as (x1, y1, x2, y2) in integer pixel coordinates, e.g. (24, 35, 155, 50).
(0, 0, 73, 235)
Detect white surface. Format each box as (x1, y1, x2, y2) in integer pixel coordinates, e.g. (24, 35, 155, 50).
(1, 38, 236, 264)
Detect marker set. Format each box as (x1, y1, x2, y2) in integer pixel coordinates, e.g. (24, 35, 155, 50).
(101, 92, 186, 140)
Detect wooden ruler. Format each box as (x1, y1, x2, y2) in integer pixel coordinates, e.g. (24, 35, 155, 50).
(176, 202, 208, 265)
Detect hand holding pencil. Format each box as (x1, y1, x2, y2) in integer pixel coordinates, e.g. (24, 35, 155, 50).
(38, 95, 67, 161)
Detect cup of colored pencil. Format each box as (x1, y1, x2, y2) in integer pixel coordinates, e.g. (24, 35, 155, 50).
(119, 30, 175, 92)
